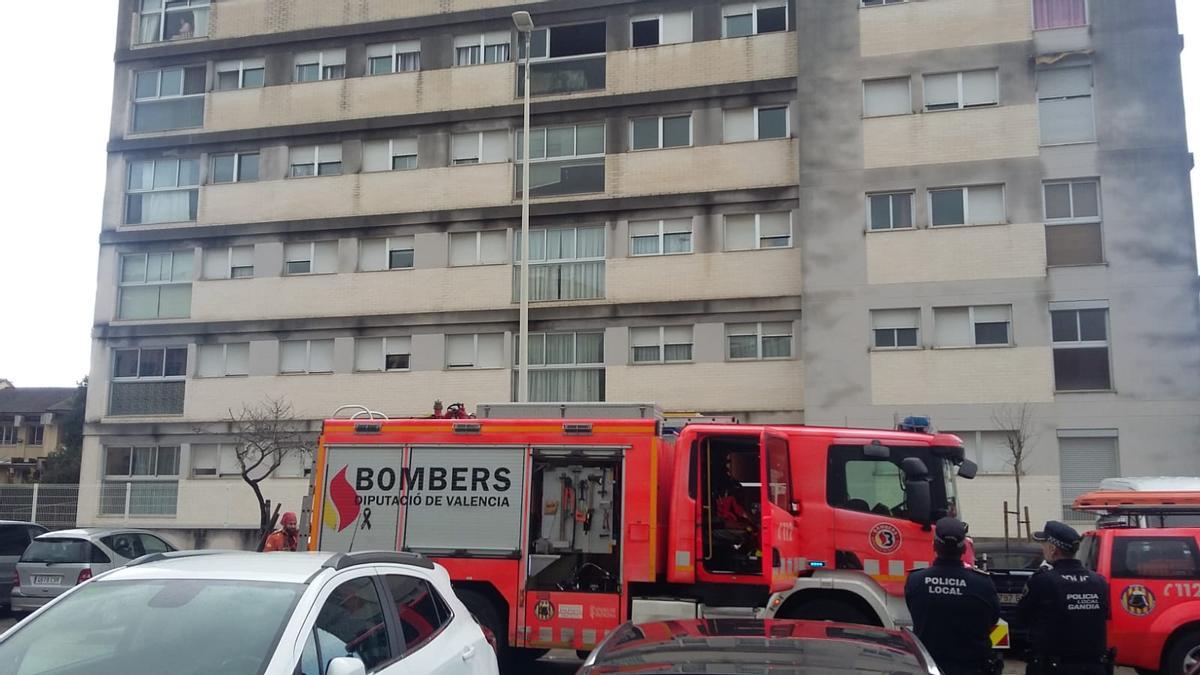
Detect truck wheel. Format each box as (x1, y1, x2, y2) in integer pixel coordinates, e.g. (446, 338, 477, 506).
(1164, 627, 1200, 675)
(455, 588, 547, 668)
(786, 598, 880, 626)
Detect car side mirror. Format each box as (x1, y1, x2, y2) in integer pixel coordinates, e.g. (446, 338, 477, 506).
(863, 441, 890, 459)
(326, 657, 367, 675)
(957, 459, 978, 479)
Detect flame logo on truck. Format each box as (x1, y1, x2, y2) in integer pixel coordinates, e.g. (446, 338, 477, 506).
(323, 466, 361, 532)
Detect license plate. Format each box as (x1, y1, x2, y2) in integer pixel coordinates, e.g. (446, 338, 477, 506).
(32, 575, 62, 585)
(999, 592, 1022, 605)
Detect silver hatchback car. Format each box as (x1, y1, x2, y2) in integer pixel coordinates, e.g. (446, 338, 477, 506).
(11, 528, 176, 612)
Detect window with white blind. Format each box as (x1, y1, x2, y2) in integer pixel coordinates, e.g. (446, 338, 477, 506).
(109, 347, 187, 416)
(723, 105, 789, 142)
(929, 184, 1005, 227)
(724, 212, 791, 250)
(452, 130, 510, 165)
(631, 326, 694, 363)
(126, 158, 200, 225)
(513, 226, 606, 301)
(279, 339, 334, 374)
(923, 69, 999, 111)
(454, 32, 511, 66)
(367, 41, 421, 75)
(1034, 0, 1088, 30)
(631, 114, 692, 150)
(290, 144, 343, 177)
(190, 443, 242, 477)
(631, 11, 693, 47)
(354, 337, 412, 372)
(1059, 431, 1119, 520)
(196, 343, 250, 377)
(867, 192, 914, 231)
(202, 246, 254, 280)
(863, 77, 911, 117)
(522, 332, 605, 402)
(363, 138, 418, 172)
(1037, 65, 1095, 145)
(210, 151, 259, 184)
(216, 59, 265, 91)
(723, 1, 787, 37)
(133, 65, 206, 132)
(871, 308, 919, 349)
(446, 334, 505, 369)
(726, 322, 792, 360)
(949, 431, 1013, 474)
(934, 305, 1012, 347)
(359, 237, 415, 271)
(1051, 306, 1111, 391)
(516, 123, 606, 198)
(449, 231, 507, 266)
(284, 241, 338, 276)
(138, 0, 209, 43)
(630, 218, 693, 256)
(118, 251, 193, 320)
(1044, 179, 1103, 266)
(295, 49, 346, 82)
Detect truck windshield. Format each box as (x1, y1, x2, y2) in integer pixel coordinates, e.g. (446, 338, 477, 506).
(827, 445, 953, 523)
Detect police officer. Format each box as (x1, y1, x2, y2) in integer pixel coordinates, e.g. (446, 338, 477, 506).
(905, 517, 1001, 675)
(1017, 521, 1110, 675)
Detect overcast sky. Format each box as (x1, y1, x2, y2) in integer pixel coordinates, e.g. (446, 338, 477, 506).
(0, 2, 1198, 387)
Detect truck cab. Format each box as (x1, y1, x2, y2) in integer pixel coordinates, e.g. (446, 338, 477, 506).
(1074, 490, 1200, 674)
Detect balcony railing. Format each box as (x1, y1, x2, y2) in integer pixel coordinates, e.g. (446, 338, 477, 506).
(518, 56, 606, 96)
(100, 481, 180, 517)
(516, 158, 605, 198)
(109, 381, 185, 416)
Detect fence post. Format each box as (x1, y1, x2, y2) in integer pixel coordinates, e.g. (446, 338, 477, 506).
(30, 483, 39, 522)
(123, 483, 132, 520)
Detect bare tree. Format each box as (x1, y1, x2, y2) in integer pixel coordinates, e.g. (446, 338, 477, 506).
(992, 402, 1038, 539)
(229, 397, 311, 550)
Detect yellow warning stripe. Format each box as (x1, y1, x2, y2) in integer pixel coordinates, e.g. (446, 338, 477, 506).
(990, 619, 1010, 648)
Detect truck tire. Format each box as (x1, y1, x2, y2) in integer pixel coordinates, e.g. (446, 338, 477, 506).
(785, 597, 880, 626)
(1163, 627, 1200, 675)
(455, 588, 547, 668)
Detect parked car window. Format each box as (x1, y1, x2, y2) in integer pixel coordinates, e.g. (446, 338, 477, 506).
(137, 534, 174, 555)
(385, 575, 451, 653)
(0, 525, 32, 556)
(309, 577, 392, 672)
(102, 533, 145, 559)
(92, 545, 113, 564)
(1112, 536, 1200, 579)
(21, 538, 91, 563)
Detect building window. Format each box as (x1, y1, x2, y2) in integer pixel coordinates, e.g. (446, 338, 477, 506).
(354, 337, 412, 372)
(363, 139, 418, 172)
(516, 123, 606, 198)
(726, 322, 793, 360)
(451, 131, 510, 166)
(518, 22, 607, 96)
(521, 332, 605, 402)
(215, 59, 265, 90)
(923, 69, 999, 111)
(724, 212, 791, 250)
(359, 237, 415, 271)
(631, 11, 693, 47)
(871, 308, 920, 349)
(449, 231, 507, 266)
(126, 158, 200, 224)
(867, 192, 914, 231)
(1058, 431, 1118, 520)
(210, 152, 259, 184)
(446, 334, 505, 369)
(723, 1, 788, 38)
(290, 144, 343, 177)
(1051, 306, 1111, 391)
(631, 114, 692, 150)
(104, 446, 180, 479)
(1034, 0, 1088, 30)
(196, 343, 249, 378)
(934, 305, 1012, 347)
(513, 226, 606, 301)
(861, 0, 906, 6)
(454, 32, 510, 66)
(118, 251, 192, 320)
(284, 241, 339, 276)
(138, 0, 208, 43)
(100, 445, 180, 516)
(630, 218, 693, 256)
(863, 77, 911, 117)
(723, 105, 789, 142)
(1044, 179, 1103, 266)
(631, 326, 694, 364)
(367, 41, 421, 75)
(0, 425, 16, 446)
(26, 426, 44, 447)
(202, 245, 254, 280)
(280, 339, 334, 374)
(191, 442, 241, 477)
(109, 347, 187, 416)
(1038, 65, 1095, 145)
(929, 184, 1005, 227)
(295, 49, 346, 82)
(132, 66, 205, 133)
(950, 431, 1013, 474)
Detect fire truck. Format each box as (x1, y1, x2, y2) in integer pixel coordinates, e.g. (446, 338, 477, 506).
(305, 403, 978, 663)
(1072, 490, 1200, 674)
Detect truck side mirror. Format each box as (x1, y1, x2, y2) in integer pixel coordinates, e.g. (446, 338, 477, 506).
(863, 441, 890, 459)
(906, 478, 932, 525)
(957, 459, 978, 479)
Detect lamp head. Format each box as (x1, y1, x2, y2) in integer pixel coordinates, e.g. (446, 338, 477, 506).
(512, 11, 535, 32)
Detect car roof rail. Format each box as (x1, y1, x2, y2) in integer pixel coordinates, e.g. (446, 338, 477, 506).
(322, 550, 435, 571)
(124, 550, 231, 568)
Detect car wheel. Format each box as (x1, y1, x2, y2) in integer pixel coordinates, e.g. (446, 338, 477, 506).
(1164, 627, 1200, 675)
(784, 597, 880, 625)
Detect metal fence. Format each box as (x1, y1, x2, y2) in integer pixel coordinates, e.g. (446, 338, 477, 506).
(0, 484, 79, 529)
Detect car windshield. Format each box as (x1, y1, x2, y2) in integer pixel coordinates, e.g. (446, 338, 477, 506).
(0, 578, 304, 675)
(20, 539, 90, 564)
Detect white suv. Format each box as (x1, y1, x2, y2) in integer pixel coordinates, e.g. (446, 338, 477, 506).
(0, 550, 499, 675)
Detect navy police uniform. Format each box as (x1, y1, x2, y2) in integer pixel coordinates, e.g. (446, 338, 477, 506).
(905, 518, 1001, 675)
(1017, 521, 1110, 675)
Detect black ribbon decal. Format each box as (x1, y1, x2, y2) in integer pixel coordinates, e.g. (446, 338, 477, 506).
(360, 508, 372, 530)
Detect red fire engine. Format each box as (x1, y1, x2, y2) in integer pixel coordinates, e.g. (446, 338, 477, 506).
(305, 403, 978, 663)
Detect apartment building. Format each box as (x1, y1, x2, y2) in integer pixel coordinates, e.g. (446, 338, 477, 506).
(0, 386, 75, 483)
(80, 0, 1199, 544)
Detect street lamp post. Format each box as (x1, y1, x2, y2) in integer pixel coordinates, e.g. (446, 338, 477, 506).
(513, 11, 534, 403)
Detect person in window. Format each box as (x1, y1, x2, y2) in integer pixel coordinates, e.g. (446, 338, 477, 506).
(264, 512, 300, 552)
(711, 455, 760, 570)
(170, 15, 194, 40)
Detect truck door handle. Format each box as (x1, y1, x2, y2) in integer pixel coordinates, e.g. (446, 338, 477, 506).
(462, 645, 476, 661)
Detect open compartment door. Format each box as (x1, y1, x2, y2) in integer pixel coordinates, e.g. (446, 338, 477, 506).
(761, 429, 801, 591)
